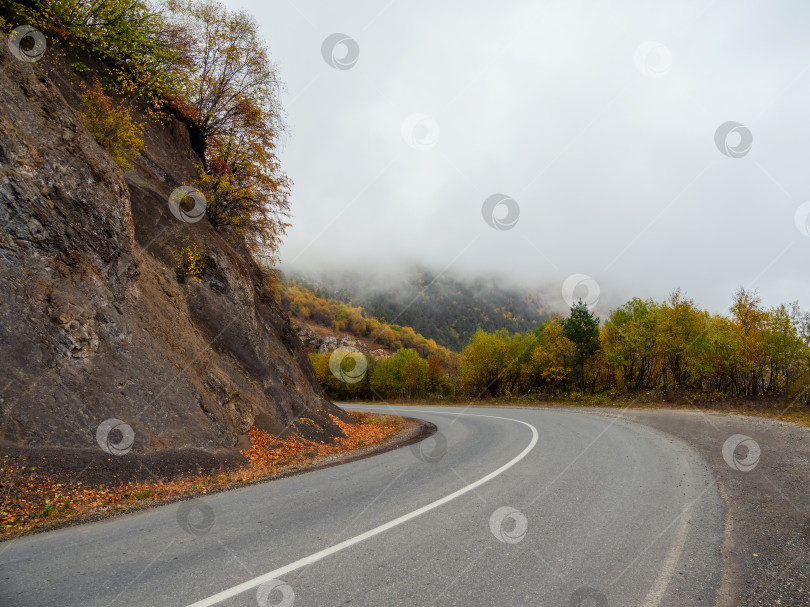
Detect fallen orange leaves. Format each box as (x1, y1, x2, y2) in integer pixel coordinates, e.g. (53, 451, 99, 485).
(241, 413, 398, 468)
(0, 412, 408, 538)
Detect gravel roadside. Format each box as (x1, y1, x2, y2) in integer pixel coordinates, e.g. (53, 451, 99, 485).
(581, 408, 810, 607)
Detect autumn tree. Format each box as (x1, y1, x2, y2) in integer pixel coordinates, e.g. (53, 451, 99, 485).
(79, 79, 144, 169)
(165, 0, 290, 260)
(760, 303, 807, 395)
(370, 349, 429, 400)
(11, 0, 177, 109)
(399, 349, 429, 400)
(18, 0, 294, 261)
(532, 320, 574, 393)
(728, 288, 768, 396)
(458, 329, 535, 397)
(655, 289, 709, 389)
(601, 298, 659, 390)
(426, 354, 453, 396)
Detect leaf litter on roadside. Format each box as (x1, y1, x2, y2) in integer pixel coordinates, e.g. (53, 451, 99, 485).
(1, 412, 407, 537)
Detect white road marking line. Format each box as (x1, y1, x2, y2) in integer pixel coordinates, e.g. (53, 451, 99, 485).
(637, 477, 719, 607)
(641, 502, 692, 607)
(184, 411, 539, 607)
(608, 437, 718, 606)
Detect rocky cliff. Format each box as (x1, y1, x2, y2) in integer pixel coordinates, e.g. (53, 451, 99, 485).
(294, 321, 393, 359)
(0, 33, 348, 457)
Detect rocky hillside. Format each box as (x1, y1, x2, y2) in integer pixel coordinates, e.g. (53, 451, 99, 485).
(0, 33, 348, 456)
(295, 321, 393, 359)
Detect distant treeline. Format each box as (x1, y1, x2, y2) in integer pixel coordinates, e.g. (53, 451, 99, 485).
(461, 288, 810, 400)
(308, 287, 810, 404)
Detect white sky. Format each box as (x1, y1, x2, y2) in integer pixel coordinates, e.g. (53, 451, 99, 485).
(228, 0, 810, 315)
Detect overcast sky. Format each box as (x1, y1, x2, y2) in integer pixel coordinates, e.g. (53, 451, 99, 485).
(229, 0, 810, 315)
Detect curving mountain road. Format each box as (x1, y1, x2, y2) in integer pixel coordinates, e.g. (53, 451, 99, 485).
(0, 406, 725, 606)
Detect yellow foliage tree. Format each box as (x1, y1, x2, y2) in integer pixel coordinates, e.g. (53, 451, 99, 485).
(79, 80, 144, 170)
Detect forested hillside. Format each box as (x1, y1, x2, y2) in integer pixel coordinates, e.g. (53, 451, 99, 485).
(276, 280, 452, 361)
(285, 269, 547, 350)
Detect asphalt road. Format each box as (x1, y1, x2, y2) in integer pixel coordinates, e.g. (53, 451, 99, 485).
(0, 406, 726, 606)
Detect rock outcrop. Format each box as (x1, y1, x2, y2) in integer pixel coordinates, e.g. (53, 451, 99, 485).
(295, 323, 393, 359)
(0, 34, 348, 454)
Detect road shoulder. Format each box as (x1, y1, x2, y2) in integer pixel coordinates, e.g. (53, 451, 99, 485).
(580, 407, 810, 607)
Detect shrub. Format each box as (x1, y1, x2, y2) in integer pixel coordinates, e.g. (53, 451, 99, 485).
(79, 80, 144, 169)
(176, 240, 204, 281)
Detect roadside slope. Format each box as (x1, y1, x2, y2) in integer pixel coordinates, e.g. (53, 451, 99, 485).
(0, 32, 347, 459)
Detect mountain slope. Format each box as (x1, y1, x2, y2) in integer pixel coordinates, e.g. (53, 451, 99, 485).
(277, 279, 452, 361)
(286, 269, 548, 350)
(0, 33, 347, 454)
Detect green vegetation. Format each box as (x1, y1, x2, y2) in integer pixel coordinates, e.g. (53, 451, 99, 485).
(309, 347, 456, 401)
(286, 280, 459, 401)
(457, 287, 810, 401)
(31, 503, 55, 519)
(561, 301, 600, 390)
(7, 0, 177, 113)
(307, 284, 810, 409)
(370, 348, 429, 400)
